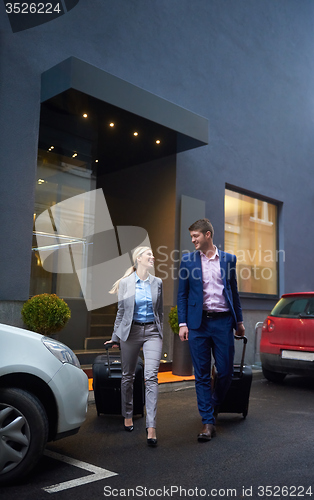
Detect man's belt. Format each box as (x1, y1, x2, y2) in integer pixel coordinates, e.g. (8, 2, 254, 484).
(202, 310, 231, 319)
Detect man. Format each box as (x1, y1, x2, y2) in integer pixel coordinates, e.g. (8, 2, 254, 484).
(177, 218, 245, 442)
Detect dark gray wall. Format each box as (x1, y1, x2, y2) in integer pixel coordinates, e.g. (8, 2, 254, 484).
(173, 2, 314, 296)
(98, 156, 177, 308)
(1, 0, 314, 311)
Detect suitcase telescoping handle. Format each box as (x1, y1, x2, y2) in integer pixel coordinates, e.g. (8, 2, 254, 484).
(234, 335, 248, 376)
(104, 341, 120, 375)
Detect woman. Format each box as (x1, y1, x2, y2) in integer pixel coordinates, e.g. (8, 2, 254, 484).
(106, 246, 163, 446)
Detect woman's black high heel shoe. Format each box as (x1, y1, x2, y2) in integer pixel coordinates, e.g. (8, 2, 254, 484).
(147, 437, 157, 446)
(146, 428, 157, 446)
(124, 424, 134, 432)
(124, 419, 134, 432)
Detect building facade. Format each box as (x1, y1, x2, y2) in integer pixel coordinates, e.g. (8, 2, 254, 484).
(1, 0, 314, 364)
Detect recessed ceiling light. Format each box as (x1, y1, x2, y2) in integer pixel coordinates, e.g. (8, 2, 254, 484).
(109, 122, 115, 127)
(156, 140, 161, 144)
(83, 113, 88, 118)
(134, 132, 139, 136)
(95, 159, 99, 163)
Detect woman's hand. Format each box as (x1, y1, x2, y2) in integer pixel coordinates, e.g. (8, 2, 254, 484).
(104, 340, 120, 348)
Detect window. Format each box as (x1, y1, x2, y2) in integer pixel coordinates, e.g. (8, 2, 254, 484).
(224, 188, 279, 295)
(271, 296, 314, 317)
(30, 97, 97, 298)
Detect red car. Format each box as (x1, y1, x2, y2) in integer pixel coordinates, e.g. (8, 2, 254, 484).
(260, 292, 314, 382)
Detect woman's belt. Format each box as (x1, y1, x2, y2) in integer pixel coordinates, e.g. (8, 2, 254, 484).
(132, 320, 155, 326)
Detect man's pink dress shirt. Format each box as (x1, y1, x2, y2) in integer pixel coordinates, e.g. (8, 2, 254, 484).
(200, 248, 229, 312)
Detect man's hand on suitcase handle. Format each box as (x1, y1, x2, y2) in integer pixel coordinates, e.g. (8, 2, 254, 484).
(236, 322, 245, 337)
(104, 340, 120, 350)
(234, 334, 248, 345)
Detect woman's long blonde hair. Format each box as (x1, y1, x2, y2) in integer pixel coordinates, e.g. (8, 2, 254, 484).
(109, 246, 151, 295)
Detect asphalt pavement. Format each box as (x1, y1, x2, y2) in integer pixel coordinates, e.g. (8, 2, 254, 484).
(2, 371, 314, 500)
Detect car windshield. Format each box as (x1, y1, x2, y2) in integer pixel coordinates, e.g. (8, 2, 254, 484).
(271, 296, 314, 317)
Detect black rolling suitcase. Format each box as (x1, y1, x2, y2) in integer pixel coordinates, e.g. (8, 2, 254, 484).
(215, 336, 252, 419)
(92, 344, 145, 417)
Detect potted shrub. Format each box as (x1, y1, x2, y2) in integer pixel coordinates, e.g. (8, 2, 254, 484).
(168, 306, 193, 376)
(21, 293, 71, 338)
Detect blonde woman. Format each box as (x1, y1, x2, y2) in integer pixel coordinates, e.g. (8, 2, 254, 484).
(106, 246, 163, 446)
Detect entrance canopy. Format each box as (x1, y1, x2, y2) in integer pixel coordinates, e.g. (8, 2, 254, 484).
(40, 57, 208, 173)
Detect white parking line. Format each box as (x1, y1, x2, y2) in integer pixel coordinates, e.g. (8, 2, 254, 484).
(42, 450, 118, 494)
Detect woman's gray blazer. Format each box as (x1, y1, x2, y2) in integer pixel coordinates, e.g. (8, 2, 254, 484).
(111, 273, 163, 342)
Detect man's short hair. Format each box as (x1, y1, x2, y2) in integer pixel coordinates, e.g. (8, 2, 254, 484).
(188, 218, 214, 238)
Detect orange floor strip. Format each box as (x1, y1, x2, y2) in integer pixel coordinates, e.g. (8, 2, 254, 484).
(88, 371, 194, 390)
(157, 371, 195, 383)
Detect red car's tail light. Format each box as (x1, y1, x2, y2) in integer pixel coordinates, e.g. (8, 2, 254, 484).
(263, 318, 275, 332)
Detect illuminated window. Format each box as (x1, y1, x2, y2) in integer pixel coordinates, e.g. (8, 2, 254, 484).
(224, 188, 279, 295)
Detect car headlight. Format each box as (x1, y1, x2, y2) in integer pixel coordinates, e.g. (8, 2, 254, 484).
(42, 337, 81, 368)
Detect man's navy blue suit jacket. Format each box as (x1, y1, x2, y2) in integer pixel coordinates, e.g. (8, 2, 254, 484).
(177, 250, 243, 331)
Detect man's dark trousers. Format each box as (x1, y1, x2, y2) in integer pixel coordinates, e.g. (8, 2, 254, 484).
(188, 313, 234, 425)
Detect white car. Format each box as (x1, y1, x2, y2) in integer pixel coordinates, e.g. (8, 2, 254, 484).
(0, 323, 89, 484)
